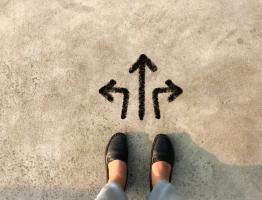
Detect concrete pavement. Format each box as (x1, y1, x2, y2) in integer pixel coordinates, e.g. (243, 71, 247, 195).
(0, 0, 261, 199)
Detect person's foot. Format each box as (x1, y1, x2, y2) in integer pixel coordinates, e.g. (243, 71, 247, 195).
(105, 133, 128, 190)
(150, 134, 174, 190)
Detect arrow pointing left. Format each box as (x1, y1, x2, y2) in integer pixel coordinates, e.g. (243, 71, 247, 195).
(99, 79, 129, 119)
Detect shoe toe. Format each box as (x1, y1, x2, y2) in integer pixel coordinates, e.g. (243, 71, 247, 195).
(152, 134, 174, 166)
(106, 133, 128, 164)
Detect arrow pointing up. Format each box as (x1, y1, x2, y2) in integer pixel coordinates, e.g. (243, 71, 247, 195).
(99, 79, 129, 119)
(129, 54, 157, 73)
(129, 54, 157, 120)
(152, 80, 183, 119)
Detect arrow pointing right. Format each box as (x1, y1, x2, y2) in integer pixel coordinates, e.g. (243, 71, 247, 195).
(152, 80, 183, 119)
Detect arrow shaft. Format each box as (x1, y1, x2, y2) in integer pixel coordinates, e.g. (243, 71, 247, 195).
(139, 66, 145, 120)
(154, 88, 171, 94)
(129, 55, 158, 120)
(110, 87, 129, 119)
(152, 87, 173, 119)
(121, 89, 129, 119)
(152, 88, 162, 119)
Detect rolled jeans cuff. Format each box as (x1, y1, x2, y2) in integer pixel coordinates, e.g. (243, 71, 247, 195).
(95, 181, 127, 200)
(150, 180, 182, 200)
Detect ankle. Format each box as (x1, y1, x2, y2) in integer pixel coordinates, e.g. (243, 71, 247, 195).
(108, 160, 127, 189)
(151, 161, 171, 188)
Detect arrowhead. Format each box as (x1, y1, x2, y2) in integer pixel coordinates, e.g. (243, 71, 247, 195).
(165, 80, 183, 102)
(99, 79, 116, 102)
(129, 54, 157, 73)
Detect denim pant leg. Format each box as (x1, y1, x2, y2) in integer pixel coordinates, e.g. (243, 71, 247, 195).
(95, 182, 128, 200)
(150, 181, 182, 200)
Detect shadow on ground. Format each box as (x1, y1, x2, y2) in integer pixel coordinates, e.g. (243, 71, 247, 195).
(0, 133, 261, 200)
(126, 132, 262, 200)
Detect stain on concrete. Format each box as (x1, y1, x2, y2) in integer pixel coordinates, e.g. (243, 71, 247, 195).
(237, 38, 244, 44)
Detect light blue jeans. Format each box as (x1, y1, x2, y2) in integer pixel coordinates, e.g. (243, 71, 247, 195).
(95, 181, 182, 200)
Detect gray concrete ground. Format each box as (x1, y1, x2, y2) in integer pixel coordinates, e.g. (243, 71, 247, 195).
(0, 0, 262, 199)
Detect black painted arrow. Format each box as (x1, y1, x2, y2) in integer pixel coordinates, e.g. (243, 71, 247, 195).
(99, 79, 129, 119)
(153, 80, 183, 119)
(129, 54, 157, 120)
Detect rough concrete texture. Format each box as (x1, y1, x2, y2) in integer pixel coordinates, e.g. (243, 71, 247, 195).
(0, 0, 262, 199)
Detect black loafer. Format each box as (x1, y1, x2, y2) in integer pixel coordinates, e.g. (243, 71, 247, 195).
(105, 133, 128, 190)
(150, 134, 174, 191)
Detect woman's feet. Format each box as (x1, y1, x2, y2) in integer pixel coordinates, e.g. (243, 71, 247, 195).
(105, 133, 174, 191)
